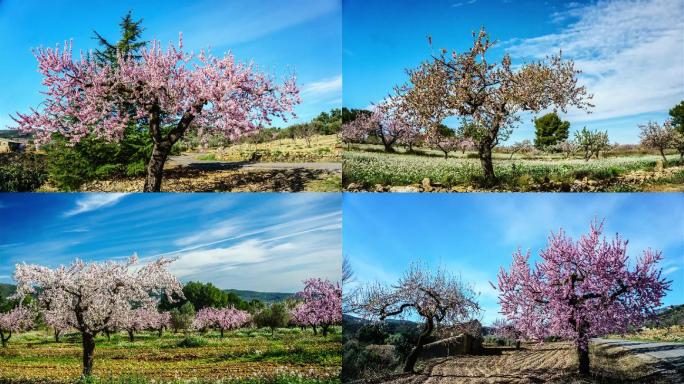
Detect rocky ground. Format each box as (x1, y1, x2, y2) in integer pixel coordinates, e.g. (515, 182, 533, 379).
(72, 167, 341, 192)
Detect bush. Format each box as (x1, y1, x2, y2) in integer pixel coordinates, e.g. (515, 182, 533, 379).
(0, 153, 48, 191)
(176, 335, 208, 348)
(45, 127, 153, 190)
(342, 340, 400, 382)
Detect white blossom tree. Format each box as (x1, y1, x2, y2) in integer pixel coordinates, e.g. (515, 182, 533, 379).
(350, 262, 479, 373)
(12, 255, 183, 376)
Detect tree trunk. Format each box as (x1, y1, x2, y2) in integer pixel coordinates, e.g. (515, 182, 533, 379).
(322, 324, 329, 337)
(0, 331, 9, 347)
(577, 345, 590, 376)
(128, 330, 134, 342)
(383, 142, 395, 153)
(143, 141, 172, 192)
(55, 330, 61, 343)
(478, 143, 495, 185)
(105, 329, 111, 341)
(515, 340, 520, 350)
(443, 150, 449, 159)
(81, 332, 96, 376)
(312, 325, 318, 335)
(220, 328, 224, 338)
(403, 317, 434, 373)
(158, 328, 163, 337)
(659, 148, 668, 163)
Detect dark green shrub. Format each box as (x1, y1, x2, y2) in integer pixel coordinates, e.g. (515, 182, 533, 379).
(0, 153, 47, 191)
(176, 335, 208, 348)
(45, 127, 152, 190)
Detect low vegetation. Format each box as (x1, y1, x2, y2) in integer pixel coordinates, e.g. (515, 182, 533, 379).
(343, 148, 682, 191)
(0, 328, 341, 384)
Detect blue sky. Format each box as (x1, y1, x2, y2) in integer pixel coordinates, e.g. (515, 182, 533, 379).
(343, 193, 684, 325)
(0, 0, 341, 129)
(343, 0, 684, 144)
(0, 193, 341, 292)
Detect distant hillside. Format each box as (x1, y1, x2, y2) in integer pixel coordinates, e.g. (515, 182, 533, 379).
(0, 283, 16, 299)
(0, 129, 31, 139)
(650, 304, 684, 327)
(224, 289, 293, 303)
(343, 314, 419, 337)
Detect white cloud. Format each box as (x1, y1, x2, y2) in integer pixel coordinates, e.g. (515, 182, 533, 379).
(169, 239, 269, 279)
(504, 0, 684, 123)
(664, 266, 680, 275)
(174, 219, 240, 247)
(64, 193, 128, 217)
(301, 75, 342, 100)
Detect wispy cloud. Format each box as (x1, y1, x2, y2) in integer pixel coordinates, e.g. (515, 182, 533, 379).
(179, 0, 338, 48)
(301, 74, 342, 101)
(664, 266, 680, 275)
(64, 193, 128, 217)
(504, 0, 684, 123)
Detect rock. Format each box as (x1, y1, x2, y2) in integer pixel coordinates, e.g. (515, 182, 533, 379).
(373, 184, 386, 192)
(389, 185, 420, 192)
(655, 160, 664, 172)
(422, 177, 432, 192)
(346, 183, 361, 191)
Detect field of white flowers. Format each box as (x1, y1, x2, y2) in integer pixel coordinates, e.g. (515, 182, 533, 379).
(343, 150, 683, 191)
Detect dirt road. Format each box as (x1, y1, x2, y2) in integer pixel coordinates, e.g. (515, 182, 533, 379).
(168, 154, 341, 171)
(593, 338, 684, 376)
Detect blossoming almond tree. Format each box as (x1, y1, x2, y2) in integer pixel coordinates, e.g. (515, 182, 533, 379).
(398, 27, 593, 184)
(348, 106, 413, 153)
(494, 220, 670, 375)
(193, 307, 250, 338)
(292, 278, 342, 336)
(44, 311, 70, 343)
(12, 34, 300, 191)
(351, 263, 479, 373)
(639, 120, 679, 163)
(0, 306, 33, 347)
(12, 255, 184, 376)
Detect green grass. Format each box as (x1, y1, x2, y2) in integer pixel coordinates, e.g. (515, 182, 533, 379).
(0, 327, 341, 384)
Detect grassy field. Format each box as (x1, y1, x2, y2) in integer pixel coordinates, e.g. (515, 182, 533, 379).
(343, 146, 684, 192)
(372, 342, 672, 384)
(213, 135, 341, 163)
(0, 327, 341, 384)
(606, 326, 684, 343)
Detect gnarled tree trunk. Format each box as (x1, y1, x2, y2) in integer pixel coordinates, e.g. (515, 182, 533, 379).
(478, 142, 495, 185)
(82, 332, 96, 376)
(403, 317, 434, 373)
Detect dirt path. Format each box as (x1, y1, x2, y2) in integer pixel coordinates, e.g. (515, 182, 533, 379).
(593, 338, 684, 376)
(168, 153, 341, 171)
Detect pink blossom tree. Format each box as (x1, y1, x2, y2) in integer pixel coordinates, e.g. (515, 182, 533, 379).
(0, 306, 34, 347)
(492, 318, 521, 349)
(12, 255, 183, 376)
(351, 263, 479, 373)
(292, 278, 342, 336)
(340, 121, 368, 148)
(44, 311, 70, 343)
(148, 310, 171, 337)
(346, 105, 413, 153)
(117, 307, 168, 342)
(193, 307, 250, 338)
(12, 34, 300, 191)
(494, 220, 671, 375)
